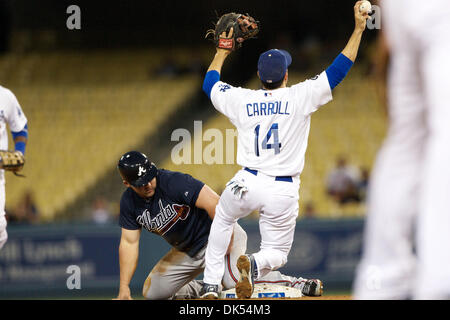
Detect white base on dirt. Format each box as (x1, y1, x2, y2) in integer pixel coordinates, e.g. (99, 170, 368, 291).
(220, 284, 303, 299)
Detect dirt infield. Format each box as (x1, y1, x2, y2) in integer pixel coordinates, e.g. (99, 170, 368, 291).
(246, 295, 352, 300)
(299, 295, 352, 300)
(194, 295, 352, 300)
(234, 295, 353, 300)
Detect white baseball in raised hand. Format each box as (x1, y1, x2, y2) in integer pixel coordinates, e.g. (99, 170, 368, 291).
(359, 1, 372, 14)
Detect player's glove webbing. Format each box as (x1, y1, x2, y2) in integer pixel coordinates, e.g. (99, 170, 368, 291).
(206, 13, 259, 50)
(0, 150, 25, 176)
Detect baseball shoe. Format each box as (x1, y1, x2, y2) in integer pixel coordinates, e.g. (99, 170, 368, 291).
(300, 279, 323, 297)
(235, 254, 258, 299)
(200, 283, 220, 299)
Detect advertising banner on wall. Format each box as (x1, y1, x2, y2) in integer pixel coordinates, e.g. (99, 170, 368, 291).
(0, 219, 364, 298)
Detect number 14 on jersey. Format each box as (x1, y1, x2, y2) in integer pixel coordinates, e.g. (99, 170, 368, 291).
(254, 123, 281, 156)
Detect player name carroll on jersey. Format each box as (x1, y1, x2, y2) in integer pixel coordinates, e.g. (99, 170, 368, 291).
(246, 100, 290, 117)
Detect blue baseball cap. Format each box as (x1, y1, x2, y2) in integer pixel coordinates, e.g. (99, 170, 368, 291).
(258, 49, 292, 83)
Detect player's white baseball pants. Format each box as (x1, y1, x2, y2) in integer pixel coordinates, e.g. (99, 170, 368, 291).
(0, 180, 7, 251)
(353, 0, 450, 299)
(204, 168, 299, 286)
(142, 222, 306, 299)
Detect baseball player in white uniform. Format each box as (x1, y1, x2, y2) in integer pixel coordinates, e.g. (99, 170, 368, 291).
(200, 2, 369, 298)
(115, 151, 325, 299)
(0, 85, 28, 250)
(353, 0, 450, 300)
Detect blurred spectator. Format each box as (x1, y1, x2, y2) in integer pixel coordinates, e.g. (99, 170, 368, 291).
(8, 190, 39, 224)
(91, 196, 113, 224)
(185, 53, 207, 75)
(151, 53, 207, 78)
(326, 156, 361, 205)
(303, 201, 317, 219)
(4, 208, 17, 223)
(297, 34, 322, 70)
(271, 33, 295, 55)
(357, 167, 370, 201)
(152, 57, 180, 78)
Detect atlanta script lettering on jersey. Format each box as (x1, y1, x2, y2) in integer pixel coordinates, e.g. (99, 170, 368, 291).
(136, 199, 190, 235)
(246, 101, 290, 117)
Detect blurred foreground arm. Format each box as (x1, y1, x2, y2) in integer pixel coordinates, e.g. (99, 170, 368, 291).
(373, 29, 390, 116)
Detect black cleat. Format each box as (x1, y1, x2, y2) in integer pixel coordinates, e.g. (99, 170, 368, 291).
(200, 283, 220, 299)
(301, 279, 323, 297)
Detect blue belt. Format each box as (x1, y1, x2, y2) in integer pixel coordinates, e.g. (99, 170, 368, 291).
(244, 167, 293, 182)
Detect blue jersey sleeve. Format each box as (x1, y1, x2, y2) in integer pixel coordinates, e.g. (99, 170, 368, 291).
(202, 70, 220, 99)
(325, 53, 354, 90)
(11, 123, 28, 155)
(119, 191, 141, 230)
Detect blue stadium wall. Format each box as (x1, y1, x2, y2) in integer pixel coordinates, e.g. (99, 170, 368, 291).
(0, 219, 364, 298)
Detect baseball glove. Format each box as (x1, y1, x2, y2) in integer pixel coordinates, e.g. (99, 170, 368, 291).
(206, 13, 259, 50)
(0, 150, 25, 176)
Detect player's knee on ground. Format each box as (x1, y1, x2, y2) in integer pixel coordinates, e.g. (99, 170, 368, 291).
(254, 249, 288, 277)
(143, 272, 183, 300)
(173, 280, 203, 299)
(269, 250, 288, 270)
(142, 276, 164, 299)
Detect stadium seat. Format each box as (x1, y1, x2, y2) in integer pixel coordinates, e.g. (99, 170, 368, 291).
(3, 48, 206, 220)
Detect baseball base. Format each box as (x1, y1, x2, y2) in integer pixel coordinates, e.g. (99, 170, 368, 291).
(221, 284, 303, 299)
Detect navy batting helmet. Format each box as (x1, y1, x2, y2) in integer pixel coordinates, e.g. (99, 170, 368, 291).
(117, 151, 157, 187)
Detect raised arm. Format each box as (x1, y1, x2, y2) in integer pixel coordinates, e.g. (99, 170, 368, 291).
(325, 1, 369, 90)
(206, 28, 234, 74)
(342, 1, 370, 62)
(207, 48, 231, 74)
(202, 28, 233, 98)
(115, 227, 141, 300)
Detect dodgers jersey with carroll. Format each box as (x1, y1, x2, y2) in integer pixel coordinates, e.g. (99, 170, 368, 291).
(210, 71, 332, 177)
(119, 169, 211, 257)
